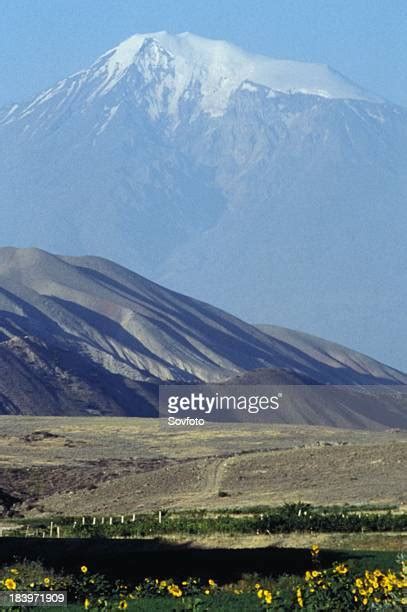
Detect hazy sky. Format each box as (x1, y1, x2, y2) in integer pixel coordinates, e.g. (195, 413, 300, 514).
(1, 0, 406, 108)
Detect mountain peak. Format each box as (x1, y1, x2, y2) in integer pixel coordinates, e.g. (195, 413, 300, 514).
(1, 31, 381, 128)
(135, 37, 175, 75)
(87, 31, 379, 117)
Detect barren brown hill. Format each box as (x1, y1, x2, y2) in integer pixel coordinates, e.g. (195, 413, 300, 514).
(0, 247, 406, 423)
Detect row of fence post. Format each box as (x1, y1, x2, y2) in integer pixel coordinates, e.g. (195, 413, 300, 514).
(0, 511, 165, 538)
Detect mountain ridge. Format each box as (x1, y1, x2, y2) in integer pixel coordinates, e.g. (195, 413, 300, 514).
(0, 31, 381, 128)
(0, 248, 406, 426)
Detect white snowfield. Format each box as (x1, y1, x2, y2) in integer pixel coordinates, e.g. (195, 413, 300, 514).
(91, 31, 380, 116)
(4, 31, 380, 125)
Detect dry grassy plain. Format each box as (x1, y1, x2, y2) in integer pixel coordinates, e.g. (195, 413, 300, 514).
(0, 417, 405, 518)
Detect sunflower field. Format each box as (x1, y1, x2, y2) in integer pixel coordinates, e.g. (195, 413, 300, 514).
(0, 549, 405, 611)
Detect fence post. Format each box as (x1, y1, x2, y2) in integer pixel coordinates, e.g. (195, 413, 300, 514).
(158, 510, 162, 524)
(49, 521, 54, 537)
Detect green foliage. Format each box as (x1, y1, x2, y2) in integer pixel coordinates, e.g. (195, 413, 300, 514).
(0, 556, 405, 610)
(17, 502, 406, 539)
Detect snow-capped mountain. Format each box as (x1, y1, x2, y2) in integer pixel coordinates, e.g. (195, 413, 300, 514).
(0, 32, 406, 370)
(1, 31, 378, 126)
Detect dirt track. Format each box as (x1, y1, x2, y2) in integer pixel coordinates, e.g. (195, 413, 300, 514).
(0, 417, 405, 517)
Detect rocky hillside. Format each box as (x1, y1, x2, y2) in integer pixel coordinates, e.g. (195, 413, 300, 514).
(0, 247, 406, 421)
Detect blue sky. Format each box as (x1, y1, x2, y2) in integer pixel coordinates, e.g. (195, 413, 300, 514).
(1, 0, 406, 108)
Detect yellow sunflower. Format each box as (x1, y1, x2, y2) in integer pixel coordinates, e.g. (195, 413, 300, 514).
(4, 578, 17, 590)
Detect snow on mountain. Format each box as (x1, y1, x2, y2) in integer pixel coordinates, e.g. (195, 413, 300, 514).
(91, 31, 379, 116)
(2, 31, 379, 127)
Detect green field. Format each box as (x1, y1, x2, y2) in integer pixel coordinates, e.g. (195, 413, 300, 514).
(0, 419, 405, 609)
